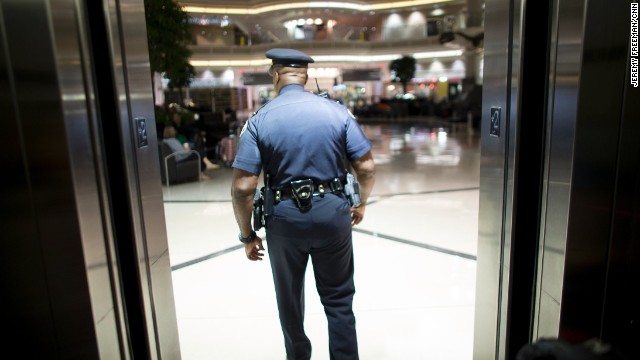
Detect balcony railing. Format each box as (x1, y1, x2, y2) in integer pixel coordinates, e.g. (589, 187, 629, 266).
(189, 23, 453, 59)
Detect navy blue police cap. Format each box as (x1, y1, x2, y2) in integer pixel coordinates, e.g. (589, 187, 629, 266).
(266, 48, 315, 68)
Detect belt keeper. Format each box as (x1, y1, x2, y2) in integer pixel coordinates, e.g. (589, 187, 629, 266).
(275, 190, 281, 202)
(318, 184, 325, 197)
(330, 178, 343, 192)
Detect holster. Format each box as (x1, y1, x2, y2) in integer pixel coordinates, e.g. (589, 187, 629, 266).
(253, 188, 264, 230)
(263, 187, 274, 216)
(290, 179, 314, 212)
(344, 172, 362, 208)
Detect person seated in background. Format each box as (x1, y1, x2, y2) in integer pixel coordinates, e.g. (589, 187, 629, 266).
(170, 112, 190, 144)
(163, 124, 218, 180)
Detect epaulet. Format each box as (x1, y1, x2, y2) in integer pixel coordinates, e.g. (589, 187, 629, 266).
(249, 103, 267, 119)
(347, 107, 356, 120)
(329, 99, 356, 119)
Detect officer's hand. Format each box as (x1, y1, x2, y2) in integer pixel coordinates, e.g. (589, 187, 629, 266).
(244, 236, 264, 261)
(351, 205, 366, 225)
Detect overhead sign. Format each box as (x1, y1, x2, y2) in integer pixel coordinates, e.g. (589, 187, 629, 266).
(242, 73, 273, 85)
(342, 69, 381, 82)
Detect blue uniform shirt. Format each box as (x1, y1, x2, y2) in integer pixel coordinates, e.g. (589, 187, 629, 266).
(233, 84, 371, 188)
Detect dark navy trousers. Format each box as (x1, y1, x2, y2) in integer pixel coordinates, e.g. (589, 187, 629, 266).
(266, 194, 359, 360)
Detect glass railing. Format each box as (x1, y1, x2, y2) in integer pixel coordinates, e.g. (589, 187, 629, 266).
(190, 23, 443, 48)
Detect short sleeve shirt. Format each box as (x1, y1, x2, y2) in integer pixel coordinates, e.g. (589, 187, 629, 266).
(232, 84, 371, 188)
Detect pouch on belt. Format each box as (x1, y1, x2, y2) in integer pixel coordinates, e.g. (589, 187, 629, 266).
(290, 179, 314, 212)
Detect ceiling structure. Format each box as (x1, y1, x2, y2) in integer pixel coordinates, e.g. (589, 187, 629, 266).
(179, 0, 472, 58)
(180, 0, 468, 33)
(176, 0, 481, 89)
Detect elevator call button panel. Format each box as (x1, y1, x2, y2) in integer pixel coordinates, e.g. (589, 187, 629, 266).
(135, 117, 148, 148)
(490, 107, 501, 137)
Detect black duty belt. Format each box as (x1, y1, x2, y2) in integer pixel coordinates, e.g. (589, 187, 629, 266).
(276, 180, 343, 202)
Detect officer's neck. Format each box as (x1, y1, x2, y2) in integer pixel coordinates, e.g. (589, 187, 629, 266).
(277, 83, 304, 95)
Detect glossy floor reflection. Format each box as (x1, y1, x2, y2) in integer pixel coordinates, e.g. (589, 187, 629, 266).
(164, 123, 480, 360)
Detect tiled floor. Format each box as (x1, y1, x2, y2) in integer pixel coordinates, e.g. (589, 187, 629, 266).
(164, 122, 481, 359)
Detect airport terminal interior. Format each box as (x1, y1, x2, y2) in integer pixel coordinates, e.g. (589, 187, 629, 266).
(162, 1, 484, 358)
(4, 0, 636, 358)
(165, 124, 480, 359)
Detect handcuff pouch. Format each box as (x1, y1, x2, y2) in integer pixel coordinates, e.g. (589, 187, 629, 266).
(290, 179, 314, 212)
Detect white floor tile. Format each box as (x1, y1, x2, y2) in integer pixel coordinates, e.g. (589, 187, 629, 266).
(165, 126, 480, 359)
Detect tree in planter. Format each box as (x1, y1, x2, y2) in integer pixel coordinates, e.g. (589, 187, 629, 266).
(389, 55, 416, 94)
(144, 0, 194, 106)
(165, 47, 195, 105)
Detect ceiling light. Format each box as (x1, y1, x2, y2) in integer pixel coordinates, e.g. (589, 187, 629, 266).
(189, 50, 463, 68)
(431, 8, 445, 16)
(184, 1, 459, 15)
(413, 50, 464, 59)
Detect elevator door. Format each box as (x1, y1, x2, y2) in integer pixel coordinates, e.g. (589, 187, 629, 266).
(0, 0, 179, 358)
(474, 0, 640, 358)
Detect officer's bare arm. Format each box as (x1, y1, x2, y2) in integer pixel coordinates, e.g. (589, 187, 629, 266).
(231, 168, 259, 237)
(351, 151, 376, 205)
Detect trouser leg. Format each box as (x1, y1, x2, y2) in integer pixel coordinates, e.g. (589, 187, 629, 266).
(267, 233, 312, 360)
(311, 232, 358, 360)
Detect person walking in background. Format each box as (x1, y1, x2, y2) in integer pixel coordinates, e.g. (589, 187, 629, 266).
(231, 48, 375, 360)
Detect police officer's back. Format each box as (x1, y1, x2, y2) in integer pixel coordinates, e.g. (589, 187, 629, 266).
(231, 48, 375, 360)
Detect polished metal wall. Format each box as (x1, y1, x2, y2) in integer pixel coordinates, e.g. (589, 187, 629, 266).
(601, 26, 640, 353)
(0, 0, 179, 358)
(1, 0, 111, 357)
(476, 0, 640, 358)
(473, 0, 521, 357)
(533, 0, 586, 341)
(537, 0, 635, 347)
(105, 0, 181, 357)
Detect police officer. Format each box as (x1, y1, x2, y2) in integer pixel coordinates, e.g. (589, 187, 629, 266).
(231, 48, 375, 360)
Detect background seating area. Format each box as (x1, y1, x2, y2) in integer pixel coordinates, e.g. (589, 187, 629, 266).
(158, 142, 200, 186)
